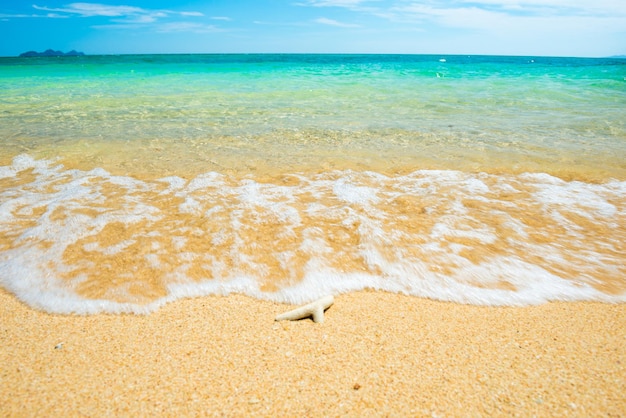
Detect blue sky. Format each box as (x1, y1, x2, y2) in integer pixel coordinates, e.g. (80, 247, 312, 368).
(1, 1, 624, 57)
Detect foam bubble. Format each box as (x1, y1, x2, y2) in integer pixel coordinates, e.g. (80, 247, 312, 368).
(333, 179, 379, 205)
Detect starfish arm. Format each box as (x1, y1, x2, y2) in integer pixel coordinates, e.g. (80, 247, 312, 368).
(275, 295, 334, 323)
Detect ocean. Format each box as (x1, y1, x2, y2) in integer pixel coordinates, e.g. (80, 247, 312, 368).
(0, 54, 624, 314)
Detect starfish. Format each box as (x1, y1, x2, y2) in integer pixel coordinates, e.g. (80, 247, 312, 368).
(275, 295, 334, 323)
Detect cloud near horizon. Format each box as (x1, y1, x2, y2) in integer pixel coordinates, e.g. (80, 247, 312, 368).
(301, 0, 626, 29)
(301, 0, 626, 50)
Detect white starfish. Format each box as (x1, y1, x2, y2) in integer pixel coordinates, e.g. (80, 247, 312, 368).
(275, 295, 334, 323)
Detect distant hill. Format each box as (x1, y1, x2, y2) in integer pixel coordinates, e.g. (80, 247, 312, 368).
(19, 49, 85, 57)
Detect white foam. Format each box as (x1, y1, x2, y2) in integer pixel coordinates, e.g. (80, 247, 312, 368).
(430, 221, 497, 244)
(533, 179, 617, 218)
(185, 172, 224, 193)
(333, 179, 379, 205)
(1, 156, 625, 314)
(0, 154, 48, 178)
(158, 175, 187, 191)
(171, 236, 187, 251)
(464, 176, 490, 194)
(180, 197, 202, 214)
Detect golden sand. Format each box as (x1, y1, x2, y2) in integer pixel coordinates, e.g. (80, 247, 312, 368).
(1, 289, 624, 417)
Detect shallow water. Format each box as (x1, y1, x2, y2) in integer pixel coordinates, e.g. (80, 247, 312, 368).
(1, 54, 625, 313)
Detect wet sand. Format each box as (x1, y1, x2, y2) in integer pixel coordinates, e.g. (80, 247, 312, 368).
(1, 289, 624, 417)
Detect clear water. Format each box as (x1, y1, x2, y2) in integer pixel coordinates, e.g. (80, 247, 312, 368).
(1, 54, 625, 313)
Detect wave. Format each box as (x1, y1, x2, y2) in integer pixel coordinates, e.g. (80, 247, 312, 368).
(1, 155, 624, 314)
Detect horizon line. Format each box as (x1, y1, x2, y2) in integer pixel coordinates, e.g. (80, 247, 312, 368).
(3, 51, 625, 59)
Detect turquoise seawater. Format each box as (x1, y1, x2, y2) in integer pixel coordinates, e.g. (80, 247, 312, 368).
(0, 54, 625, 313)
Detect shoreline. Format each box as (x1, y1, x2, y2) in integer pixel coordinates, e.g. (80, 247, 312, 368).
(1, 288, 624, 416)
(3, 136, 626, 183)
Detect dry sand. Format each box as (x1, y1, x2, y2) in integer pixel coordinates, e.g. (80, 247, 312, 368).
(1, 288, 624, 417)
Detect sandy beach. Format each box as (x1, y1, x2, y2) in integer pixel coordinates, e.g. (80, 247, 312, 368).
(1, 288, 624, 417)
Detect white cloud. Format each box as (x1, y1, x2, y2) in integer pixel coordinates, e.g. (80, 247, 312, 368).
(454, 0, 626, 16)
(31, 3, 204, 20)
(393, 4, 506, 26)
(380, 1, 625, 56)
(301, 0, 626, 21)
(114, 14, 158, 24)
(392, 2, 625, 32)
(297, 0, 625, 55)
(0, 12, 68, 18)
(300, 0, 625, 37)
(25, 3, 217, 33)
(156, 22, 220, 34)
(305, 0, 371, 7)
(300, 0, 381, 13)
(33, 3, 146, 17)
(314, 17, 360, 27)
(180, 11, 205, 17)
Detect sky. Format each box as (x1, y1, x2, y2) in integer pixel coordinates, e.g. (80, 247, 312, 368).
(1, 1, 625, 57)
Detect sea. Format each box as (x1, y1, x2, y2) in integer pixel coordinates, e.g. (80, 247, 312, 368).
(0, 54, 624, 314)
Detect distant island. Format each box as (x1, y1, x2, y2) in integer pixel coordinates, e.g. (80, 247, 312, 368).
(19, 49, 85, 57)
